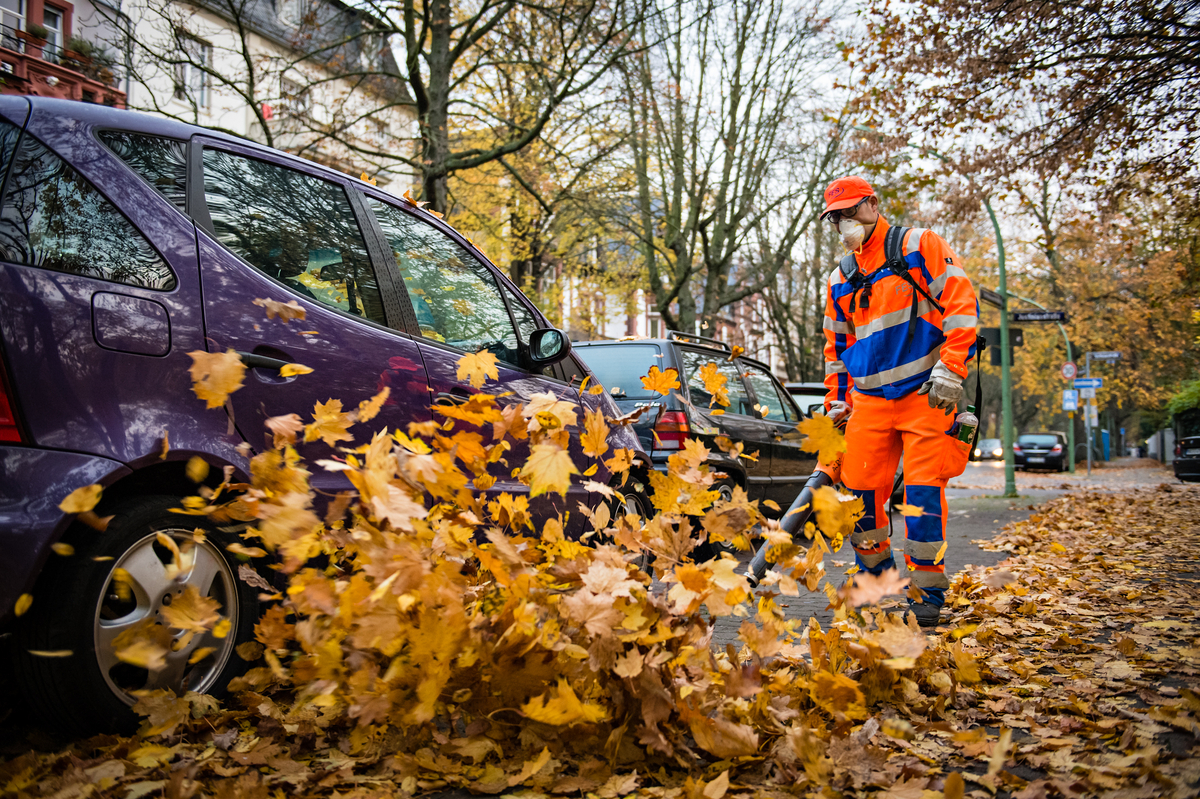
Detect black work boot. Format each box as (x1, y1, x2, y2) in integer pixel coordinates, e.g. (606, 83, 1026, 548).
(904, 601, 942, 628)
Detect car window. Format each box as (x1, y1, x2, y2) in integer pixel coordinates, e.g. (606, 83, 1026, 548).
(678, 349, 753, 415)
(741, 363, 798, 422)
(97, 131, 188, 211)
(500, 280, 538, 344)
(575, 344, 662, 398)
(202, 147, 385, 324)
(1018, 435, 1058, 446)
(0, 125, 176, 290)
(369, 199, 522, 367)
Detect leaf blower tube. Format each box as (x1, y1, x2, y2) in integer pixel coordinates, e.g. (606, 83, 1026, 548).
(743, 469, 834, 587)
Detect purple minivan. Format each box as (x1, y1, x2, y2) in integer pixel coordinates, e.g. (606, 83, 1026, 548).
(0, 97, 646, 731)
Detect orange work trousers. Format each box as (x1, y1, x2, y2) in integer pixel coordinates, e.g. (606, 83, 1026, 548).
(839, 390, 965, 607)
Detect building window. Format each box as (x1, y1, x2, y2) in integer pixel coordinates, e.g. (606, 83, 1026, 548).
(278, 0, 307, 26)
(280, 77, 310, 117)
(1, 0, 25, 51)
(41, 7, 61, 57)
(174, 36, 212, 109)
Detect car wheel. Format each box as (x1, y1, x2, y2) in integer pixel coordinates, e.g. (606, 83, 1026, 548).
(12, 495, 258, 734)
(609, 484, 653, 572)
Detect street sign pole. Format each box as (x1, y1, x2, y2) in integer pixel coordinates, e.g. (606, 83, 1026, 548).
(1085, 353, 1092, 476)
(989, 199, 1017, 498)
(1009, 290, 1076, 473)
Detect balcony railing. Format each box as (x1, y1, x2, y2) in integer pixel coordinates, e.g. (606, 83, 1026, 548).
(0, 23, 120, 87)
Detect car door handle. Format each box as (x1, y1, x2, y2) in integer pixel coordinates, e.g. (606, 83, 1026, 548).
(434, 390, 472, 406)
(237, 351, 290, 371)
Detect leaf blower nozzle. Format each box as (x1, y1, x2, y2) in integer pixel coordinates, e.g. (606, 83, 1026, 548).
(744, 469, 834, 588)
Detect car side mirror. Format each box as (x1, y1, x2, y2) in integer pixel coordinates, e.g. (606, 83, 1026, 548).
(527, 328, 570, 367)
(808, 403, 825, 416)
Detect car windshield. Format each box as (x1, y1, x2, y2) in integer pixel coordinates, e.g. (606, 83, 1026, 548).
(575, 344, 663, 399)
(980, 439, 1001, 448)
(1019, 435, 1058, 446)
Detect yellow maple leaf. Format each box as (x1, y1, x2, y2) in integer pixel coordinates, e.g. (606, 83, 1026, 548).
(280, 363, 314, 377)
(456, 350, 500, 389)
(580, 407, 610, 458)
(810, 671, 868, 719)
(14, 593, 32, 616)
(252, 297, 306, 322)
(160, 585, 222, 633)
(895, 503, 924, 517)
(797, 414, 848, 465)
(727, 345, 745, 361)
(59, 484, 102, 513)
(697, 362, 729, 407)
(186, 455, 209, 483)
(305, 399, 355, 446)
(357, 386, 391, 423)
(640, 366, 680, 395)
(521, 678, 610, 726)
(51, 542, 74, 556)
(187, 349, 246, 409)
(519, 443, 578, 497)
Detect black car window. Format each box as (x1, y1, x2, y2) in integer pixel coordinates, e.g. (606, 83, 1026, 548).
(500, 280, 538, 344)
(0, 129, 175, 290)
(678, 349, 753, 415)
(741, 363, 799, 422)
(202, 148, 385, 325)
(369, 199, 521, 366)
(575, 344, 662, 399)
(97, 131, 187, 211)
(0, 118, 19, 188)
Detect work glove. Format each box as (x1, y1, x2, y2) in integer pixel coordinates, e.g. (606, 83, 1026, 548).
(826, 400, 853, 426)
(917, 361, 964, 412)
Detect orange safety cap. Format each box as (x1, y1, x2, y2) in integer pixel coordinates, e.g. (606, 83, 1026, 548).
(820, 176, 875, 220)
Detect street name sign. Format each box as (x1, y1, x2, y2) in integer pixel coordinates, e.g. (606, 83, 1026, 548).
(1062, 389, 1079, 411)
(1012, 310, 1067, 322)
(1074, 377, 1103, 389)
(979, 287, 1004, 309)
(1090, 351, 1122, 361)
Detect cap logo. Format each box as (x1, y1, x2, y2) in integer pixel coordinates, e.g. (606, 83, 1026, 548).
(829, 187, 844, 198)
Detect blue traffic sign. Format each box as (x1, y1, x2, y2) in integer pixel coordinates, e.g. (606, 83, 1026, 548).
(1074, 378, 1102, 389)
(1062, 390, 1079, 411)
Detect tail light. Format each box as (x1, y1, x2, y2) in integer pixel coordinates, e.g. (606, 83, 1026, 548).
(0, 354, 22, 443)
(1177, 444, 1183, 457)
(1050, 444, 1062, 453)
(1012, 443, 1022, 453)
(653, 410, 689, 451)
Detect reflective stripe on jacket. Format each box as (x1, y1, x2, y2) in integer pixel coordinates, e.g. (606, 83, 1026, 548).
(823, 217, 978, 404)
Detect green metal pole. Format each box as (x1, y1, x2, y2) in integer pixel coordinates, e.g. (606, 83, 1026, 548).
(986, 199, 1017, 497)
(1005, 291, 1076, 473)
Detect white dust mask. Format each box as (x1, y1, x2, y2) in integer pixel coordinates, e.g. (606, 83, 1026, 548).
(839, 218, 865, 252)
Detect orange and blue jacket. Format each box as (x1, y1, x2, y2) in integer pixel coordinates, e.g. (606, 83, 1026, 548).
(822, 217, 978, 404)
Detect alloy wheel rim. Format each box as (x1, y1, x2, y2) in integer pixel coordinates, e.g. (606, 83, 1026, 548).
(93, 529, 238, 705)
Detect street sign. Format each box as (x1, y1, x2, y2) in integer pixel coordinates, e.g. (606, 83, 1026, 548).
(1074, 378, 1102, 389)
(980, 287, 1004, 309)
(1061, 361, 1077, 380)
(1090, 351, 1122, 361)
(1062, 389, 1078, 411)
(1012, 310, 1067, 322)
(1080, 387, 1096, 399)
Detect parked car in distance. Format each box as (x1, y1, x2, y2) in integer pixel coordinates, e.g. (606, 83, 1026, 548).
(784, 382, 827, 417)
(0, 97, 645, 732)
(1013, 433, 1068, 471)
(974, 437, 1004, 460)
(574, 332, 816, 518)
(1175, 436, 1200, 482)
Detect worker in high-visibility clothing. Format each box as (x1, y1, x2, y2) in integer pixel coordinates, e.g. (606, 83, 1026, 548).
(819, 176, 978, 628)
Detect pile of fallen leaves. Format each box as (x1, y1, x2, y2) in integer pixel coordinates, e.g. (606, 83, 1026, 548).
(3, 329, 1199, 797)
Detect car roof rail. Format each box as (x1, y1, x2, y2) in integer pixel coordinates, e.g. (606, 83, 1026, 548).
(665, 329, 732, 352)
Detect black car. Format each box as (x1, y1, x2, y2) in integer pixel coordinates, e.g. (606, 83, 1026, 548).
(1175, 436, 1200, 482)
(574, 332, 816, 515)
(1014, 433, 1067, 471)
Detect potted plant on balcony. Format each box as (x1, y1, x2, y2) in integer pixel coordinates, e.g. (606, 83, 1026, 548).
(19, 24, 48, 44)
(64, 36, 90, 64)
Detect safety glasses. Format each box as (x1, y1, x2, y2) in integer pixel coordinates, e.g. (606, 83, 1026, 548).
(824, 198, 867, 225)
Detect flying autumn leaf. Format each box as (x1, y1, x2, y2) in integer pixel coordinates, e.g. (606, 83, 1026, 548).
(356, 386, 391, 423)
(797, 414, 847, 465)
(59, 484, 102, 514)
(160, 585, 222, 633)
(188, 349, 246, 409)
(697, 361, 730, 407)
(580, 407, 610, 458)
(520, 443, 578, 497)
(14, 593, 31, 616)
(265, 413, 304, 448)
(456, 350, 499, 389)
(305, 399, 355, 446)
(840, 569, 911, 608)
(521, 679, 610, 726)
(640, 366, 680, 395)
(894, 503, 925, 517)
(279, 363, 314, 377)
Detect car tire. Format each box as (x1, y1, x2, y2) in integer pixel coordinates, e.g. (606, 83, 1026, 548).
(609, 484, 653, 573)
(12, 495, 259, 734)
